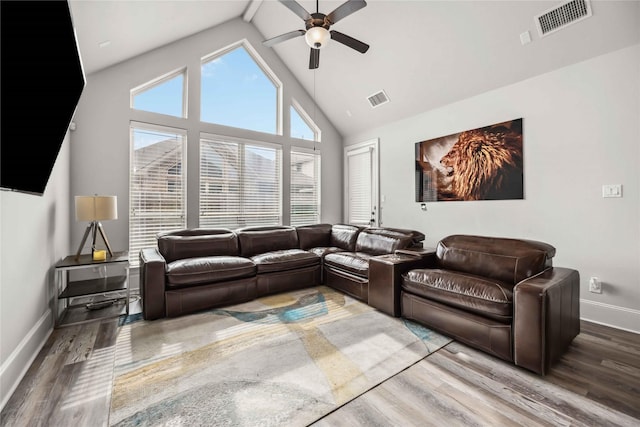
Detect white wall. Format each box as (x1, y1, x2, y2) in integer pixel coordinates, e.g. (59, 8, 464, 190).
(0, 133, 71, 409)
(345, 44, 640, 333)
(71, 17, 343, 259)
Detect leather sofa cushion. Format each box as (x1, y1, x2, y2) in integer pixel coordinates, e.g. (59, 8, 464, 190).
(364, 227, 425, 247)
(402, 269, 513, 322)
(329, 224, 363, 251)
(437, 235, 556, 285)
(236, 226, 299, 257)
(158, 229, 238, 263)
(251, 249, 320, 273)
(166, 256, 256, 288)
(308, 246, 345, 258)
(324, 252, 373, 277)
(355, 230, 413, 255)
(296, 223, 332, 249)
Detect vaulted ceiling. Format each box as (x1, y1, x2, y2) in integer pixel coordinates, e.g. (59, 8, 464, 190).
(69, 0, 640, 137)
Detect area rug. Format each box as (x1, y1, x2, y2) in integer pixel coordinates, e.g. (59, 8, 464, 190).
(108, 285, 452, 426)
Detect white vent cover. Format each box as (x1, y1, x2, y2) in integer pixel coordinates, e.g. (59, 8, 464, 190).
(367, 90, 389, 108)
(535, 0, 592, 37)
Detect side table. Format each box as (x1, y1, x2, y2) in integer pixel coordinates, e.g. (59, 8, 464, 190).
(368, 248, 435, 317)
(54, 251, 130, 327)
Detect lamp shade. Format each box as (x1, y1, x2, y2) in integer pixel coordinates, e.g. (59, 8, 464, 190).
(75, 195, 117, 221)
(305, 27, 330, 49)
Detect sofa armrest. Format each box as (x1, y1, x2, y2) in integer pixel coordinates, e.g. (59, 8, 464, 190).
(513, 267, 580, 375)
(140, 247, 167, 320)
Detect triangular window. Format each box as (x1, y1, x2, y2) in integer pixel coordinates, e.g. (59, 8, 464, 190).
(290, 100, 320, 142)
(201, 43, 281, 135)
(131, 68, 186, 118)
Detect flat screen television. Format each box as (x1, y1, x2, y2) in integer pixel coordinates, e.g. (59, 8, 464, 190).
(1, 0, 86, 196)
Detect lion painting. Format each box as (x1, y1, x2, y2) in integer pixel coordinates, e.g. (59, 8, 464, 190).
(415, 119, 524, 202)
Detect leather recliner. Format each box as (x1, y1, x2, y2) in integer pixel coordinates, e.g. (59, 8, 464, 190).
(400, 234, 580, 375)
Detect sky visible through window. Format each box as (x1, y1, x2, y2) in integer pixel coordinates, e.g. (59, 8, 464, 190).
(132, 45, 318, 149)
(290, 106, 315, 141)
(133, 74, 184, 118)
(202, 46, 276, 134)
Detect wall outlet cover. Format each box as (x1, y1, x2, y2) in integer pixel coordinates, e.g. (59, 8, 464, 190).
(602, 184, 622, 198)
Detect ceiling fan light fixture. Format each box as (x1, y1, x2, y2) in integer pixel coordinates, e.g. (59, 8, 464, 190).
(305, 26, 330, 49)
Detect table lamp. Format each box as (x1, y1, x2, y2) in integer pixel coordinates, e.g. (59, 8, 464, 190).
(75, 195, 117, 260)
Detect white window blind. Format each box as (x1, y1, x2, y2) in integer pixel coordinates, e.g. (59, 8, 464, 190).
(129, 124, 187, 267)
(200, 135, 282, 229)
(290, 148, 320, 226)
(347, 146, 373, 226)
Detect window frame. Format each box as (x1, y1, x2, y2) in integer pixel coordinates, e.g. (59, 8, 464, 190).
(128, 121, 188, 267)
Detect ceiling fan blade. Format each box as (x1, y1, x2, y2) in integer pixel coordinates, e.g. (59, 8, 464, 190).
(309, 48, 320, 69)
(330, 30, 369, 53)
(263, 29, 306, 48)
(278, 0, 311, 21)
(326, 0, 367, 24)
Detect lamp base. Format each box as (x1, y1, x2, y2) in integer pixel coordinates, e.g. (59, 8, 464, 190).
(75, 221, 114, 261)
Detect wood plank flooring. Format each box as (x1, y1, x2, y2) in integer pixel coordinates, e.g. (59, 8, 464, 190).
(314, 322, 640, 427)
(2, 318, 639, 427)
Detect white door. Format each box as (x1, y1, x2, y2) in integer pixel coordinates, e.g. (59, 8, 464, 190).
(345, 139, 379, 227)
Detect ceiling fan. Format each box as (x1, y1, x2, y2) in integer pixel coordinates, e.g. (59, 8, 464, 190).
(263, 0, 370, 69)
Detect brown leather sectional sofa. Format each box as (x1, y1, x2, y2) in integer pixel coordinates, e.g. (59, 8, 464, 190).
(139, 223, 424, 320)
(139, 225, 580, 375)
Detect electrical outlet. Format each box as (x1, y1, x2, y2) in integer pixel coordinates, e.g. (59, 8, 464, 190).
(589, 277, 602, 294)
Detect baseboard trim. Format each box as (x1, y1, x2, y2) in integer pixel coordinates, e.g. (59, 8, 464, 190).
(0, 309, 53, 411)
(580, 299, 640, 334)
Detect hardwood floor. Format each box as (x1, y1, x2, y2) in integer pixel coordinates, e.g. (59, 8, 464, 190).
(2, 318, 639, 426)
(314, 321, 640, 427)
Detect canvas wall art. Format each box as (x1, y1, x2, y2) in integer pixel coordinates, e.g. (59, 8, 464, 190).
(415, 118, 524, 202)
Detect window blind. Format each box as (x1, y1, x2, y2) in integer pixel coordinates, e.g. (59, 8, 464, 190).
(347, 147, 372, 226)
(290, 148, 320, 226)
(200, 136, 282, 229)
(129, 125, 187, 267)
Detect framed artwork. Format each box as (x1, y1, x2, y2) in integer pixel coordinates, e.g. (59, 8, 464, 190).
(415, 118, 523, 202)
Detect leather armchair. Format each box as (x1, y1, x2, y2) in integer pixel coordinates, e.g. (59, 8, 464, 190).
(400, 234, 580, 375)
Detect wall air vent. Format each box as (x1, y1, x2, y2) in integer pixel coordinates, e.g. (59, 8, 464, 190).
(535, 0, 592, 37)
(367, 90, 389, 108)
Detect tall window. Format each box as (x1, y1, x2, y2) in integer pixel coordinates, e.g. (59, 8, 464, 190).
(129, 123, 187, 267)
(290, 148, 320, 226)
(131, 68, 186, 118)
(200, 135, 282, 229)
(201, 43, 281, 134)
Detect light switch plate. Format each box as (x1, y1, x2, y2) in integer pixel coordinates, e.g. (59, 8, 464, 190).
(602, 184, 622, 198)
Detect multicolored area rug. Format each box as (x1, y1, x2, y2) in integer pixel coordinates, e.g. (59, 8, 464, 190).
(109, 286, 452, 426)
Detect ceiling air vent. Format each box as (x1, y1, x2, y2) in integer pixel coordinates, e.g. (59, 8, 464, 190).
(367, 90, 389, 108)
(535, 0, 592, 37)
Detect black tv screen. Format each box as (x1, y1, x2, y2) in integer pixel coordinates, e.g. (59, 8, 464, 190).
(1, 0, 85, 195)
